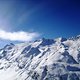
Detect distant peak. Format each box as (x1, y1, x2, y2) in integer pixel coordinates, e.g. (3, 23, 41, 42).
(69, 35, 80, 40)
(3, 43, 15, 50)
(55, 37, 67, 42)
(76, 35, 80, 38)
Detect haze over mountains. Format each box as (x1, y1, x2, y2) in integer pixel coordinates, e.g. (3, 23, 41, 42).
(0, 35, 80, 80)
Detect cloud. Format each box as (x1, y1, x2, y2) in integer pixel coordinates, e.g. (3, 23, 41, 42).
(0, 29, 39, 42)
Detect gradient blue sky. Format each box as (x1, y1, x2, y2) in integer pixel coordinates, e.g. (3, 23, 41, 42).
(0, 0, 80, 47)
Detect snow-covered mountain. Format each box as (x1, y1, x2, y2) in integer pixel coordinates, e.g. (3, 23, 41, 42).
(0, 35, 80, 80)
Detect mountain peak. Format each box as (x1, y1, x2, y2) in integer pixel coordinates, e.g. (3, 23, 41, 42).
(55, 37, 67, 42)
(69, 35, 80, 40)
(3, 43, 14, 50)
(40, 38, 55, 46)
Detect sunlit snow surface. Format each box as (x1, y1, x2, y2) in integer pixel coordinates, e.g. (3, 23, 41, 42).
(0, 36, 80, 80)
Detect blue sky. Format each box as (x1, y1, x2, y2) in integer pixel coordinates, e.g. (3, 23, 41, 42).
(0, 0, 80, 47)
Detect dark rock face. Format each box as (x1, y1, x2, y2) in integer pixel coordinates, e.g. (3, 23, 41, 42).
(69, 73, 79, 80)
(40, 38, 55, 46)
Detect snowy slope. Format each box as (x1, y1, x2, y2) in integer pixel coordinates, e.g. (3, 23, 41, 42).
(0, 36, 80, 80)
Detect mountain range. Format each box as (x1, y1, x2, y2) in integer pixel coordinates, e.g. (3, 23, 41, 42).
(0, 35, 80, 80)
